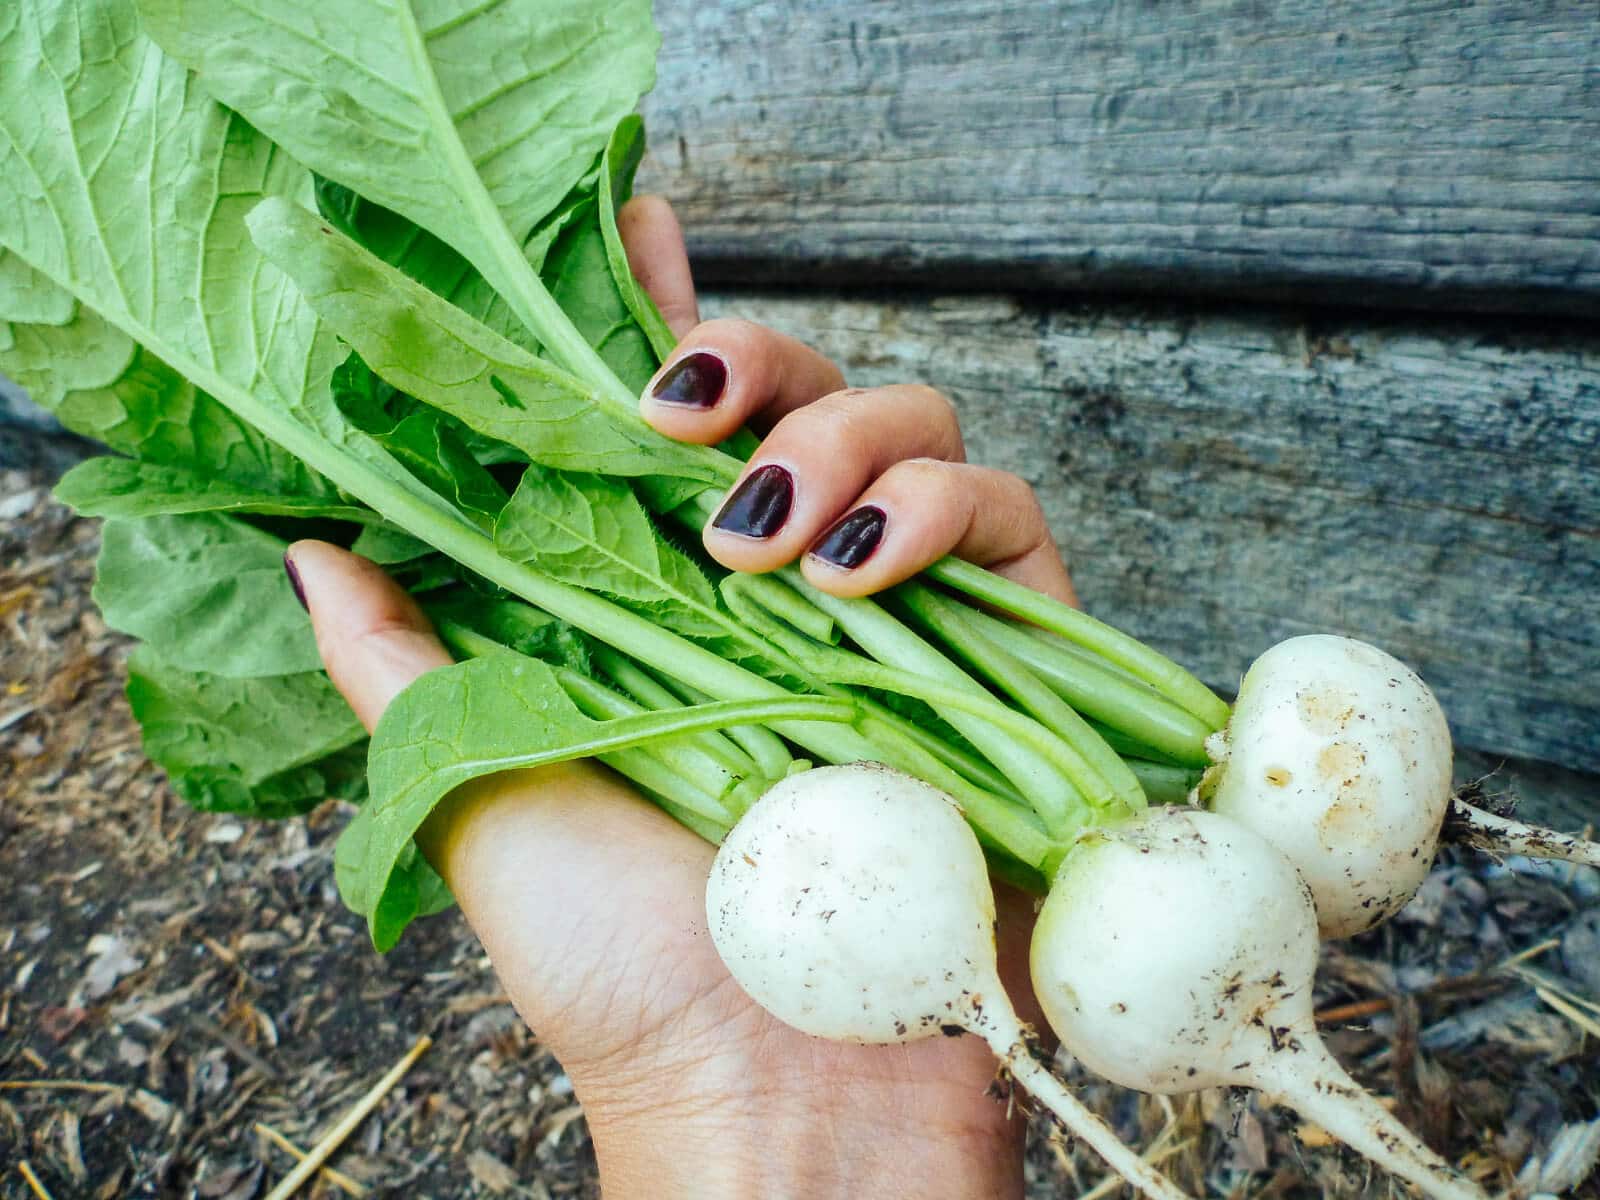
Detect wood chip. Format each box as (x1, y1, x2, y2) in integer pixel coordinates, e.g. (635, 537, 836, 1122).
(58, 1111, 87, 1184)
(16, 1160, 55, 1200)
(466, 1149, 518, 1194)
(129, 1089, 175, 1124)
(255, 1124, 368, 1197)
(263, 1036, 430, 1200)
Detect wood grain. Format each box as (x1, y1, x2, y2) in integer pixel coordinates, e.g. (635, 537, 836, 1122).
(642, 0, 1600, 314)
(695, 290, 1600, 797)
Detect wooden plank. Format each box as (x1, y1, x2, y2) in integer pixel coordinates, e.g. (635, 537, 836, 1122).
(641, 0, 1600, 315)
(695, 290, 1600, 798)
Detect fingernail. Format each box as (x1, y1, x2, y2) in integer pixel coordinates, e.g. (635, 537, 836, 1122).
(650, 351, 727, 408)
(283, 550, 308, 612)
(809, 505, 886, 570)
(711, 464, 793, 539)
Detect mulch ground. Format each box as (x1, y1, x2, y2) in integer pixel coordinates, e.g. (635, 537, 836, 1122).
(2, 466, 1596, 1199)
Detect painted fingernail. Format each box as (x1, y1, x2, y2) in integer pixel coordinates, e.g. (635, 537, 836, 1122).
(283, 550, 308, 611)
(712, 464, 793, 538)
(809, 505, 886, 570)
(650, 351, 727, 408)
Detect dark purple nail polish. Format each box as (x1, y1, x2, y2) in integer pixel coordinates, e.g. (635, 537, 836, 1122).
(809, 505, 886, 570)
(712, 464, 793, 539)
(283, 551, 308, 611)
(651, 351, 727, 408)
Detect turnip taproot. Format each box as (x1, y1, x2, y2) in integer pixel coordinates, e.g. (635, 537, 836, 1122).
(1030, 808, 1489, 1200)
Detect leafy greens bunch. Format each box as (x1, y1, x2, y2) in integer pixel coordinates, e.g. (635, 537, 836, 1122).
(0, 0, 1226, 950)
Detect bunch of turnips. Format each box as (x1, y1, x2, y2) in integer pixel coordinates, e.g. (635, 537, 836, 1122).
(709, 636, 1590, 1200)
(3, 3, 1594, 1197)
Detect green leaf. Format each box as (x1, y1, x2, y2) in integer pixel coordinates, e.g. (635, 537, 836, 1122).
(314, 177, 538, 357)
(346, 654, 855, 949)
(539, 119, 663, 396)
(596, 116, 678, 362)
(0, 7, 332, 425)
(330, 351, 524, 472)
(4, 308, 337, 501)
(495, 465, 731, 641)
(0, 250, 74, 325)
(95, 514, 320, 678)
(56, 457, 375, 523)
(427, 595, 596, 677)
(350, 524, 435, 566)
(314, 117, 671, 395)
(0, 2, 469, 532)
(376, 413, 509, 530)
(248, 197, 733, 484)
(128, 645, 366, 819)
(334, 803, 455, 935)
(137, 0, 657, 388)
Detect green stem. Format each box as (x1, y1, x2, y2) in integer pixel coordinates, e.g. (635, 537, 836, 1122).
(663, 623, 1059, 868)
(855, 694, 1026, 805)
(722, 576, 1090, 835)
(898, 583, 1145, 815)
(966, 609, 1215, 767)
(1087, 720, 1192, 768)
(557, 670, 743, 826)
(1123, 759, 1205, 807)
(590, 646, 757, 777)
(926, 557, 1231, 730)
(643, 676, 796, 781)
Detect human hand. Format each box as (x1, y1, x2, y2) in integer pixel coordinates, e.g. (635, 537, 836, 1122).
(285, 196, 1077, 1199)
(628, 193, 1076, 609)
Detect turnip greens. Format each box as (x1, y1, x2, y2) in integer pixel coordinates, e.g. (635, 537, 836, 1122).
(2, 0, 1232, 950)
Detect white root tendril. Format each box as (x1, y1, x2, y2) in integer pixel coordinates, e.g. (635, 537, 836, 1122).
(1445, 799, 1600, 868)
(1250, 1040, 1486, 1200)
(978, 1018, 1191, 1200)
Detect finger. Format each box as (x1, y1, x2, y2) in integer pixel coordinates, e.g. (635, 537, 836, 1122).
(638, 317, 846, 446)
(284, 540, 452, 732)
(797, 459, 1079, 607)
(702, 384, 965, 574)
(617, 195, 699, 337)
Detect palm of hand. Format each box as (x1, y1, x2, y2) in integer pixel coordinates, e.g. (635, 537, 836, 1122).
(423, 762, 1031, 1175)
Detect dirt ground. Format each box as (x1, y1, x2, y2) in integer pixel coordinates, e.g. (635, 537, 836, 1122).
(2, 467, 1597, 1199)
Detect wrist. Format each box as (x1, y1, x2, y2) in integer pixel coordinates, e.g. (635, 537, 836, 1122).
(575, 1033, 1025, 1199)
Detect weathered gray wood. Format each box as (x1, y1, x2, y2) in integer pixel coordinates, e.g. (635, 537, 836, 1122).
(642, 1, 1600, 315)
(0, 374, 94, 476)
(698, 290, 1600, 792)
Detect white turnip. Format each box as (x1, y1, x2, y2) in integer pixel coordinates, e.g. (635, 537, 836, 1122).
(1199, 634, 1599, 939)
(1030, 807, 1487, 1200)
(1203, 635, 1454, 937)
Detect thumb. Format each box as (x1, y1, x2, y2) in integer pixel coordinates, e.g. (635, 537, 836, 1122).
(284, 540, 452, 732)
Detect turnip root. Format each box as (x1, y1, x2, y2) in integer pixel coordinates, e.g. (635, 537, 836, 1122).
(706, 763, 1192, 1200)
(1442, 798, 1600, 868)
(1203, 635, 1454, 938)
(1030, 807, 1487, 1200)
